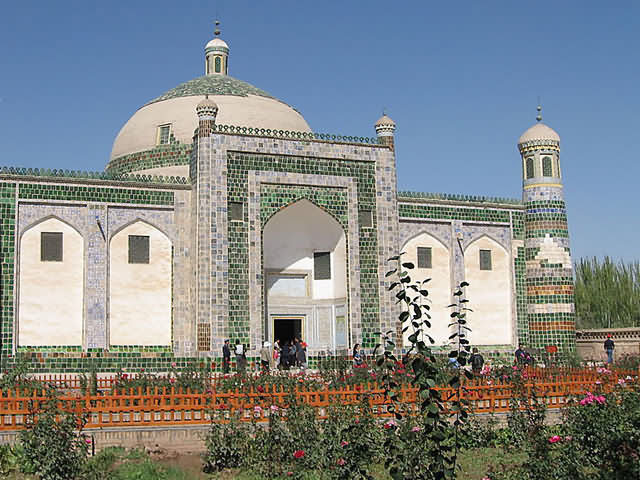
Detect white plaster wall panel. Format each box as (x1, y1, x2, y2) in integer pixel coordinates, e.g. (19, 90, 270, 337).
(263, 199, 346, 300)
(400, 232, 452, 346)
(464, 236, 512, 345)
(19, 218, 84, 346)
(109, 221, 172, 346)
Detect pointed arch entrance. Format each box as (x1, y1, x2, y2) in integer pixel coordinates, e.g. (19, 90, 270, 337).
(263, 199, 347, 350)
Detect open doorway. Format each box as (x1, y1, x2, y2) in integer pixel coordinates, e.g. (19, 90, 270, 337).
(273, 317, 302, 345)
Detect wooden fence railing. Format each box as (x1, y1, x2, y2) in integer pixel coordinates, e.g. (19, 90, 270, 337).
(10, 366, 638, 393)
(0, 369, 636, 431)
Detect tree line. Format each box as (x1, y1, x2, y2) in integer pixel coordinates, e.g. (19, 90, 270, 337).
(574, 257, 640, 329)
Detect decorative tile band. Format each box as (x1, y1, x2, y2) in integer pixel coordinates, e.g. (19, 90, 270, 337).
(106, 144, 193, 175)
(18, 183, 175, 206)
(398, 203, 512, 223)
(398, 191, 522, 206)
(211, 124, 383, 146)
(1, 166, 188, 185)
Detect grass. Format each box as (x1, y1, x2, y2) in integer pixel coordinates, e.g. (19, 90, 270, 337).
(2, 446, 523, 479)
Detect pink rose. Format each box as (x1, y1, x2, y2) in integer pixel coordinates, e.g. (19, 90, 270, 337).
(548, 435, 561, 443)
(341, 440, 349, 447)
(337, 458, 346, 466)
(293, 450, 305, 459)
(411, 426, 422, 432)
(171, 362, 177, 368)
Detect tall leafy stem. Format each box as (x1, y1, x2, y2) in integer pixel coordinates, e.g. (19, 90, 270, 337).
(377, 253, 472, 480)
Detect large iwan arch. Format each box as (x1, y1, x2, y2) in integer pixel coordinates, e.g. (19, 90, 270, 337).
(263, 199, 347, 349)
(109, 220, 172, 346)
(400, 232, 451, 346)
(464, 235, 512, 345)
(19, 217, 84, 346)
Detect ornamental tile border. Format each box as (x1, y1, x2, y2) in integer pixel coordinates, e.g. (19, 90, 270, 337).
(0, 166, 188, 185)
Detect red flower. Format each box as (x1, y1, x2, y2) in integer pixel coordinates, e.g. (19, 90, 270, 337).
(293, 450, 305, 459)
(257, 385, 264, 393)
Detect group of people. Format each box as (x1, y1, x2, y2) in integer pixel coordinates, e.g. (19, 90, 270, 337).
(220, 338, 308, 373)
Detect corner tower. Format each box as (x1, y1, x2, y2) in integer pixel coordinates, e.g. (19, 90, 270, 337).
(518, 107, 576, 353)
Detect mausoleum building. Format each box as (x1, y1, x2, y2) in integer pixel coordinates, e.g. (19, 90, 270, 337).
(0, 29, 577, 371)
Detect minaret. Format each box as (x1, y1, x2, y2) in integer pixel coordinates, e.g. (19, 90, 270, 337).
(375, 113, 396, 150)
(196, 95, 218, 137)
(518, 106, 576, 353)
(205, 20, 229, 75)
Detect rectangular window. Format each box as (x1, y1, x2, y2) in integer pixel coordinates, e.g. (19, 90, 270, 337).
(229, 202, 244, 221)
(128, 235, 150, 264)
(314, 251, 331, 280)
(526, 157, 534, 179)
(157, 124, 171, 145)
(41, 232, 63, 262)
(542, 156, 553, 177)
(417, 246, 432, 269)
(479, 249, 492, 271)
(359, 209, 373, 228)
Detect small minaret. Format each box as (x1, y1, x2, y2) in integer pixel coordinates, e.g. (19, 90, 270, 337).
(375, 113, 396, 150)
(518, 106, 576, 353)
(205, 20, 229, 75)
(196, 95, 218, 137)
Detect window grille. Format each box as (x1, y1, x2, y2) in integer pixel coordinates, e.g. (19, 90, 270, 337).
(41, 232, 63, 262)
(359, 210, 373, 228)
(479, 249, 492, 271)
(542, 156, 553, 177)
(526, 157, 535, 179)
(229, 202, 244, 221)
(417, 246, 432, 269)
(314, 251, 331, 280)
(128, 235, 150, 264)
(157, 125, 171, 145)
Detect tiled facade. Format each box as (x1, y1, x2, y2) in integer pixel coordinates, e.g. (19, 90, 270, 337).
(0, 122, 577, 372)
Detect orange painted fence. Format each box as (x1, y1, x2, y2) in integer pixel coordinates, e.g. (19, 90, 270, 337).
(14, 366, 639, 393)
(0, 370, 636, 431)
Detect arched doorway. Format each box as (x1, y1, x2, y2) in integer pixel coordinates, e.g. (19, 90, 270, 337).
(263, 199, 347, 351)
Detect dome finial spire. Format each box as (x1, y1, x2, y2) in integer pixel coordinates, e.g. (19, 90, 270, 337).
(214, 19, 221, 37)
(536, 98, 542, 122)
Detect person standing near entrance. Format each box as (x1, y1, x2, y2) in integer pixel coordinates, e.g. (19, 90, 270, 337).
(235, 340, 245, 374)
(604, 334, 615, 364)
(296, 338, 307, 370)
(260, 342, 271, 371)
(222, 339, 231, 374)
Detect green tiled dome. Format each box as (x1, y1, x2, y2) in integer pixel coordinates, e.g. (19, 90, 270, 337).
(146, 75, 277, 106)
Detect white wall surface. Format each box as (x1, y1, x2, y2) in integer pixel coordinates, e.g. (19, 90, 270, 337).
(263, 199, 346, 300)
(464, 236, 512, 345)
(109, 221, 172, 346)
(400, 232, 452, 346)
(19, 218, 84, 346)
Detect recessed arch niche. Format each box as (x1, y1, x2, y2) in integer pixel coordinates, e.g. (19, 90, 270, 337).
(263, 199, 347, 349)
(463, 235, 512, 345)
(109, 220, 172, 346)
(19, 217, 84, 346)
(400, 232, 451, 346)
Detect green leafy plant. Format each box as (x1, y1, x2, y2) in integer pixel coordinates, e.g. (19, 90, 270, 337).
(19, 388, 89, 480)
(378, 254, 472, 479)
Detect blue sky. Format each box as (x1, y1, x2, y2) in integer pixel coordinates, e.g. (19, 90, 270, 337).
(1, 1, 638, 261)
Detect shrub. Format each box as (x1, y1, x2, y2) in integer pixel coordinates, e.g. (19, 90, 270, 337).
(19, 391, 89, 480)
